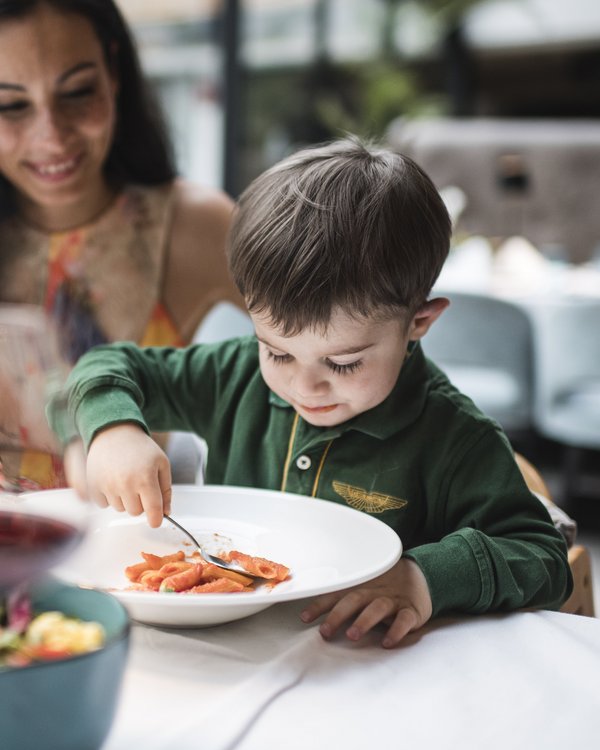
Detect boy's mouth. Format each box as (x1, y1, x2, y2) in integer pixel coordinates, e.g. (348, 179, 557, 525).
(299, 404, 338, 414)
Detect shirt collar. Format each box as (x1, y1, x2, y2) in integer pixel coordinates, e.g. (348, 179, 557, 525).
(268, 342, 429, 441)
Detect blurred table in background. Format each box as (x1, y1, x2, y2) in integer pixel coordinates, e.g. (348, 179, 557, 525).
(434, 235, 600, 302)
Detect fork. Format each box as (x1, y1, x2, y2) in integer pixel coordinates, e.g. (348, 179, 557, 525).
(163, 514, 261, 578)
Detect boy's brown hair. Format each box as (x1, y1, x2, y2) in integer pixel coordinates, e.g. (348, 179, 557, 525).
(228, 137, 451, 335)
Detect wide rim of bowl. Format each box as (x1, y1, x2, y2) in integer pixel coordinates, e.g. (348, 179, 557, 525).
(0, 584, 131, 676)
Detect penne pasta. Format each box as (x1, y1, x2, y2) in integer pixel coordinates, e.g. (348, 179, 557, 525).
(223, 551, 290, 582)
(202, 563, 253, 587)
(124, 561, 152, 582)
(141, 550, 185, 569)
(187, 578, 246, 594)
(159, 563, 205, 592)
(122, 548, 290, 594)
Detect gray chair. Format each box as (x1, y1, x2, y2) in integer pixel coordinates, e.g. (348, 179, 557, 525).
(422, 291, 534, 437)
(190, 301, 254, 345)
(531, 299, 600, 501)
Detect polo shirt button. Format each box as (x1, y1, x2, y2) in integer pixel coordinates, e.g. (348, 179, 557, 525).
(296, 455, 312, 470)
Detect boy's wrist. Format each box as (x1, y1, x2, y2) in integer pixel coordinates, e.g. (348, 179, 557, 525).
(404, 533, 483, 618)
(72, 386, 149, 450)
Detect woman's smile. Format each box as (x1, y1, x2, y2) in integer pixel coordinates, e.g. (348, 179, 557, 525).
(26, 153, 83, 182)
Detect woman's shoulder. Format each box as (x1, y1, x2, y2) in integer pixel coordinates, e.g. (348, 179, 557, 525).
(162, 179, 241, 342)
(170, 178, 234, 239)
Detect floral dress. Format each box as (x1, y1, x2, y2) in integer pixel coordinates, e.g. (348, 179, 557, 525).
(0, 184, 183, 490)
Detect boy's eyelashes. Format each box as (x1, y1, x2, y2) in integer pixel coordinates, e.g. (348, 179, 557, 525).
(265, 350, 291, 364)
(327, 360, 363, 375)
(264, 349, 363, 375)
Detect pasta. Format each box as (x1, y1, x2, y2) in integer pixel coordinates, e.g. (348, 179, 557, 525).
(124, 549, 290, 594)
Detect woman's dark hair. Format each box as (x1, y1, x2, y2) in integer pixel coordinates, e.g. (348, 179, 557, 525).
(228, 137, 452, 335)
(0, 0, 176, 219)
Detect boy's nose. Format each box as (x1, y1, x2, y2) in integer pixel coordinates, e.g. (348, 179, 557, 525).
(291, 369, 329, 398)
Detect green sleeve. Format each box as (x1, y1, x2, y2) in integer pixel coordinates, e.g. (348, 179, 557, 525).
(48, 339, 251, 450)
(404, 428, 573, 616)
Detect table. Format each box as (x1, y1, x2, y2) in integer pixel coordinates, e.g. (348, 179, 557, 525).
(433, 235, 600, 302)
(103, 602, 600, 750)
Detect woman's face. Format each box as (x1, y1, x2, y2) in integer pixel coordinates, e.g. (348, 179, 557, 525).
(0, 3, 118, 228)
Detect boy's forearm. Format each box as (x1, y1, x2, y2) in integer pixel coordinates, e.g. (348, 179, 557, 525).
(48, 342, 198, 449)
(72, 387, 149, 450)
(405, 526, 572, 617)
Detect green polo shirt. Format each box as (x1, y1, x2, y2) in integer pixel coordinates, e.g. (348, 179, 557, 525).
(53, 337, 572, 617)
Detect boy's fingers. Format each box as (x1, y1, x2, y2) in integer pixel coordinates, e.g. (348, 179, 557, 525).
(300, 590, 346, 623)
(90, 492, 108, 509)
(161, 484, 172, 517)
(316, 591, 369, 639)
(109, 495, 125, 513)
(381, 607, 419, 649)
(345, 597, 397, 642)
(139, 467, 171, 528)
(158, 456, 173, 521)
(142, 487, 165, 528)
(121, 493, 144, 517)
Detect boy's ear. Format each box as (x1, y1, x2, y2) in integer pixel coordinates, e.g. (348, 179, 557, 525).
(408, 298, 449, 341)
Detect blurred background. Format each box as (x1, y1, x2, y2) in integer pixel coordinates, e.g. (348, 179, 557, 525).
(116, 0, 600, 195)
(116, 0, 600, 601)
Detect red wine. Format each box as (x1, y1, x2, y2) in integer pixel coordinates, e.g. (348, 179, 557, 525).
(0, 510, 84, 591)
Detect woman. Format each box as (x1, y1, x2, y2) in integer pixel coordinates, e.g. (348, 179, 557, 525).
(0, 0, 243, 489)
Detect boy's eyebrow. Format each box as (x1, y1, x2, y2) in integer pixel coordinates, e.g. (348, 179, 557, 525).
(326, 344, 374, 356)
(0, 62, 97, 92)
(256, 335, 373, 356)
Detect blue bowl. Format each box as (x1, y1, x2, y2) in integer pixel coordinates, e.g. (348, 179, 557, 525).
(0, 579, 130, 750)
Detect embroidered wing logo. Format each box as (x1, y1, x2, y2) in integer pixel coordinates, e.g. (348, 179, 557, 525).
(332, 481, 407, 514)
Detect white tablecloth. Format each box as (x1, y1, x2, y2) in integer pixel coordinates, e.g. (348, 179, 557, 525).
(103, 603, 600, 750)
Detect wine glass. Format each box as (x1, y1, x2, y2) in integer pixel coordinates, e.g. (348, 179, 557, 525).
(0, 305, 88, 602)
(0, 492, 88, 595)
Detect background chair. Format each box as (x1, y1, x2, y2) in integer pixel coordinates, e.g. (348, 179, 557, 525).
(422, 291, 535, 441)
(531, 299, 600, 502)
(515, 453, 595, 617)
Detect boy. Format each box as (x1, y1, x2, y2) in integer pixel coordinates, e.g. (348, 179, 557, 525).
(51, 138, 572, 648)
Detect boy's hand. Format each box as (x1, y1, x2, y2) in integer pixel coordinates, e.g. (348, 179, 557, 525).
(63, 439, 88, 498)
(84, 424, 172, 528)
(300, 558, 432, 648)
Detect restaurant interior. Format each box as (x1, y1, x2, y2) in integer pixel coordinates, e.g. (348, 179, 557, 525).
(2, 1, 600, 748)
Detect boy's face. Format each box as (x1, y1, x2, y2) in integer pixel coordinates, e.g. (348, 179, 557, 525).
(252, 303, 446, 427)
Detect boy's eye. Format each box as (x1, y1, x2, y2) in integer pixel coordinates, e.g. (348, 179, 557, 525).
(326, 359, 363, 376)
(266, 350, 292, 365)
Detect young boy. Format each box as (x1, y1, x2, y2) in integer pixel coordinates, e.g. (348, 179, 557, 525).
(51, 137, 572, 648)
